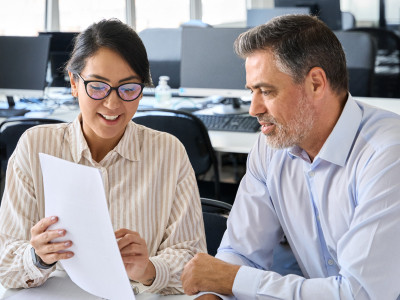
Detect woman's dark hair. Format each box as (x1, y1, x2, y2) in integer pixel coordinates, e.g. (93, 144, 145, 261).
(234, 14, 348, 95)
(66, 18, 152, 86)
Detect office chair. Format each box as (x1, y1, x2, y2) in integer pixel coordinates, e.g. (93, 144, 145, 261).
(133, 108, 221, 200)
(334, 31, 377, 97)
(341, 11, 356, 30)
(0, 117, 64, 199)
(346, 27, 400, 98)
(201, 197, 232, 256)
(138, 28, 182, 89)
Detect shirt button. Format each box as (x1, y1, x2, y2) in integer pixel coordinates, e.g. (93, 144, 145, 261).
(327, 259, 334, 266)
(133, 286, 139, 295)
(309, 171, 315, 177)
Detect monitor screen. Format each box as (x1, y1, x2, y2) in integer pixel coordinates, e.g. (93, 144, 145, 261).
(247, 7, 311, 27)
(0, 36, 51, 103)
(274, 0, 342, 30)
(179, 27, 250, 99)
(39, 32, 79, 87)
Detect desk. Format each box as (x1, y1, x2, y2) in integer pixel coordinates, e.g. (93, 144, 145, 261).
(0, 96, 259, 154)
(356, 96, 400, 115)
(0, 271, 195, 299)
(2, 96, 400, 155)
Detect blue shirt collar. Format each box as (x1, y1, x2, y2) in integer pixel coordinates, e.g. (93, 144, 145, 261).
(288, 94, 362, 167)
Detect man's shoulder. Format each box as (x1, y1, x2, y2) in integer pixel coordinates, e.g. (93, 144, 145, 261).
(359, 105, 400, 147)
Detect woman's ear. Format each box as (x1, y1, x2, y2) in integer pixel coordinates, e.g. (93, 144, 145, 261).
(68, 71, 78, 98)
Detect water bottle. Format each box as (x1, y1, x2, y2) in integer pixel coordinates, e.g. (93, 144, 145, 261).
(155, 76, 172, 108)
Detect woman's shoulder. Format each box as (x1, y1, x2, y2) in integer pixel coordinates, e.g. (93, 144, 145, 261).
(17, 122, 71, 153)
(22, 122, 70, 139)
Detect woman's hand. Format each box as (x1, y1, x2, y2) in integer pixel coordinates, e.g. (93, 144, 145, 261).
(30, 216, 74, 265)
(115, 228, 156, 286)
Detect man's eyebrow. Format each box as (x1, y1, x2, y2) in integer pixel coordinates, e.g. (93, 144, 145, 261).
(245, 82, 275, 90)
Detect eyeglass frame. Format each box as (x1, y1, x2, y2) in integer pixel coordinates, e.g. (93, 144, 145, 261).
(75, 73, 145, 102)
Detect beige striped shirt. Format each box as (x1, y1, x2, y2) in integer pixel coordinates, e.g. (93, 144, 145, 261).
(0, 116, 206, 294)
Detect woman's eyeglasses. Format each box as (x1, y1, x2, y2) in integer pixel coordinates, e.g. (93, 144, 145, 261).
(76, 73, 144, 102)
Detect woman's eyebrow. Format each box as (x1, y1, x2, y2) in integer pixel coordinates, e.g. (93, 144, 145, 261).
(85, 74, 141, 83)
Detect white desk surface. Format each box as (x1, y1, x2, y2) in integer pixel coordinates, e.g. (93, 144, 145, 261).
(1, 96, 400, 155)
(0, 271, 195, 300)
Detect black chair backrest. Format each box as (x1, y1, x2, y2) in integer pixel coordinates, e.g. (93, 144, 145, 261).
(348, 27, 400, 56)
(133, 108, 220, 199)
(201, 197, 232, 256)
(0, 117, 64, 198)
(334, 31, 377, 97)
(346, 27, 400, 98)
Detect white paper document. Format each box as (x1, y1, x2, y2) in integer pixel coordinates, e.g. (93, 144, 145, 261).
(39, 153, 135, 300)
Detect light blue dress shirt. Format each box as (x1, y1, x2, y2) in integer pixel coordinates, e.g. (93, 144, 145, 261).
(214, 95, 400, 299)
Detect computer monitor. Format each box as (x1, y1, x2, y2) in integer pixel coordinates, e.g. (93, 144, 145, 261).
(179, 27, 249, 101)
(39, 32, 79, 87)
(274, 0, 342, 30)
(247, 7, 311, 27)
(0, 36, 51, 110)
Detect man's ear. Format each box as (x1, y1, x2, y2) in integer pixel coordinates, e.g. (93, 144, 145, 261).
(68, 71, 78, 98)
(306, 67, 327, 99)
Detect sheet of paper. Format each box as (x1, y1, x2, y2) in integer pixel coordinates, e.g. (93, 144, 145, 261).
(39, 153, 135, 300)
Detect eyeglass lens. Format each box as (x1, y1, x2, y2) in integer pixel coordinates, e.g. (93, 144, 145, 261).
(86, 82, 142, 101)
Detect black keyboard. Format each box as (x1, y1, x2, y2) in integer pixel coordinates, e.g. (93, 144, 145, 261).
(195, 114, 260, 132)
(0, 108, 30, 118)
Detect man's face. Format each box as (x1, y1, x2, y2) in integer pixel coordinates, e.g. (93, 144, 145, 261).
(246, 50, 315, 149)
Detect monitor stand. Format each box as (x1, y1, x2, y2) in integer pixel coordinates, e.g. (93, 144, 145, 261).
(7, 96, 16, 108)
(208, 97, 250, 115)
(0, 96, 30, 118)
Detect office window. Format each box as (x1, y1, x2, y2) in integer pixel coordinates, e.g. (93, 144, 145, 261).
(386, 0, 400, 26)
(340, 0, 379, 26)
(58, 0, 126, 32)
(202, 0, 246, 27)
(0, 0, 45, 36)
(135, 0, 190, 33)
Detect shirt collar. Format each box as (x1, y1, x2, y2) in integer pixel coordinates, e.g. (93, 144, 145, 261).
(113, 121, 141, 162)
(69, 115, 141, 164)
(288, 94, 362, 167)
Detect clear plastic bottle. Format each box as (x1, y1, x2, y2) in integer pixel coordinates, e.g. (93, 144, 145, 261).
(155, 76, 172, 108)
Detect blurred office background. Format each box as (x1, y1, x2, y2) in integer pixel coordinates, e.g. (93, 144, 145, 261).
(0, 0, 399, 35)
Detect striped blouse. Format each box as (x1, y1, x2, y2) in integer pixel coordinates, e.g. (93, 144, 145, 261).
(0, 115, 206, 295)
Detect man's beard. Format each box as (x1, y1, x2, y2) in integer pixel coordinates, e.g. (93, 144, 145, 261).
(258, 93, 315, 149)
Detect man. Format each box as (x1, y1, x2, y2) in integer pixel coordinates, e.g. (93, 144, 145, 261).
(181, 15, 400, 299)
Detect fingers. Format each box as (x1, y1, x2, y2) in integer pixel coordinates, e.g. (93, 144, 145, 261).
(30, 216, 74, 265)
(38, 242, 75, 265)
(115, 228, 134, 239)
(31, 216, 58, 236)
(115, 229, 145, 251)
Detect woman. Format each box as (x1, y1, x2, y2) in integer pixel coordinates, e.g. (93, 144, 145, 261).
(0, 19, 206, 294)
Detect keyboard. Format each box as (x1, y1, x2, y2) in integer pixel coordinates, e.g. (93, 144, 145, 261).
(0, 108, 30, 118)
(195, 114, 260, 132)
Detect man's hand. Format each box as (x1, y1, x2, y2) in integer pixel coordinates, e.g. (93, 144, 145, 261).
(115, 228, 156, 286)
(181, 253, 240, 296)
(30, 216, 74, 265)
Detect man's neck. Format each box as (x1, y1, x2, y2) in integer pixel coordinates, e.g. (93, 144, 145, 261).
(301, 92, 348, 162)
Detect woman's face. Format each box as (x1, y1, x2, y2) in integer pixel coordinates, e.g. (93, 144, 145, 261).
(69, 47, 142, 149)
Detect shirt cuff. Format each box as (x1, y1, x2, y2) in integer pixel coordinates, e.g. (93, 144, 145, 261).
(144, 256, 170, 292)
(232, 265, 264, 299)
(24, 246, 54, 287)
